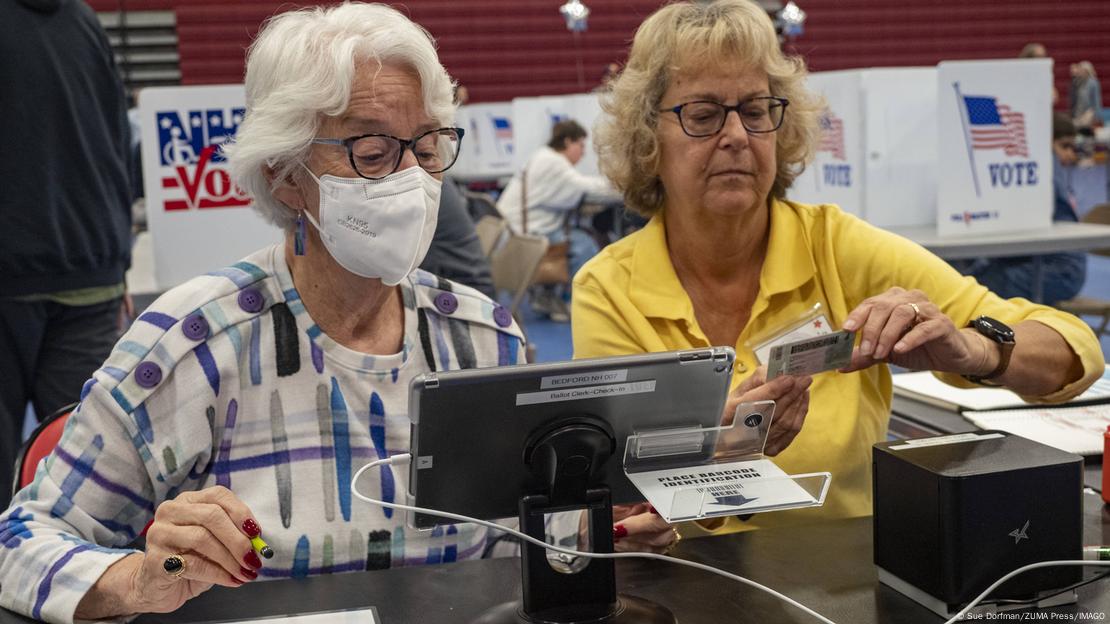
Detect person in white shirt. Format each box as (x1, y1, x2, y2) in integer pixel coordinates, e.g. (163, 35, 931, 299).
(497, 120, 620, 320)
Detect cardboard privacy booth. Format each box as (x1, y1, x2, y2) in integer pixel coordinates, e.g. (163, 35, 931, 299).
(510, 93, 605, 177)
(789, 67, 937, 228)
(936, 59, 1053, 237)
(788, 70, 865, 218)
(139, 85, 281, 290)
(451, 102, 516, 181)
(859, 68, 938, 229)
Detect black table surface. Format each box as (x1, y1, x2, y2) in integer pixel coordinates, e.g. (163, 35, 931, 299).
(2, 497, 1101, 624)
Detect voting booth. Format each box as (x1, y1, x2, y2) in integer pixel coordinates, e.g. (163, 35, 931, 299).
(790, 67, 937, 228)
(859, 68, 939, 229)
(791, 60, 1051, 235)
(450, 102, 516, 181)
(936, 59, 1053, 237)
(510, 93, 605, 177)
(788, 70, 865, 218)
(139, 86, 281, 290)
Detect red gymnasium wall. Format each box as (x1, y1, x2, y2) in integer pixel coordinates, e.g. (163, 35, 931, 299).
(86, 0, 1109, 109)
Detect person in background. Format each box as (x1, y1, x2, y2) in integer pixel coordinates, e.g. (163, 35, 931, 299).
(496, 120, 620, 321)
(1070, 61, 1104, 129)
(454, 84, 470, 106)
(596, 62, 621, 91)
(1019, 42, 1058, 105)
(575, 0, 1102, 535)
(950, 113, 1086, 306)
(1019, 42, 1046, 59)
(0, 0, 133, 510)
(420, 179, 496, 298)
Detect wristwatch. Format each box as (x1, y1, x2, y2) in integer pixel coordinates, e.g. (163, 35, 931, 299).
(963, 316, 1015, 385)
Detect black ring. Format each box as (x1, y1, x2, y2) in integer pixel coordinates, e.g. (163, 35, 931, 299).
(163, 554, 186, 577)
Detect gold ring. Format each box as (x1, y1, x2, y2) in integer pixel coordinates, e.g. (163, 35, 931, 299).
(907, 302, 921, 325)
(664, 527, 682, 554)
(163, 554, 187, 578)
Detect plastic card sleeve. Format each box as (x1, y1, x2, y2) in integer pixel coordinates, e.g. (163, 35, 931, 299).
(622, 401, 831, 523)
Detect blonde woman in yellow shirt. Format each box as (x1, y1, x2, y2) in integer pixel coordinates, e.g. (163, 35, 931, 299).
(574, 0, 1104, 535)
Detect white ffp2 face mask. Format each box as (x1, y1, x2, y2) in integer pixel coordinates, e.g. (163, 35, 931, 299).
(300, 166, 441, 285)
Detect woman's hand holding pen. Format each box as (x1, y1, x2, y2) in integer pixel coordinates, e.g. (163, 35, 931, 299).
(76, 486, 267, 619)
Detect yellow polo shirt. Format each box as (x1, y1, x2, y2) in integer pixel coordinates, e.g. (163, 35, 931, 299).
(572, 199, 1102, 533)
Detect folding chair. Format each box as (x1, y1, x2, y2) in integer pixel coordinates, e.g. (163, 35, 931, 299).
(1056, 203, 1110, 337)
(12, 402, 75, 495)
(474, 215, 509, 257)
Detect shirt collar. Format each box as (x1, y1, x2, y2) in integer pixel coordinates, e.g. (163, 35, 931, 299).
(627, 198, 817, 322)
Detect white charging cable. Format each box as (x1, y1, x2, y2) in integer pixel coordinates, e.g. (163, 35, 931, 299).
(352, 455, 1109, 624)
(352, 454, 838, 624)
(942, 560, 1110, 624)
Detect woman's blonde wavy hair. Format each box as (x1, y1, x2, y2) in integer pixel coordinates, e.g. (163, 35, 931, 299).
(595, 0, 822, 217)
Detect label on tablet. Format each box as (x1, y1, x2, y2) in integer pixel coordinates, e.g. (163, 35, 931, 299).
(766, 330, 855, 380)
(516, 380, 656, 406)
(540, 369, 628, 389)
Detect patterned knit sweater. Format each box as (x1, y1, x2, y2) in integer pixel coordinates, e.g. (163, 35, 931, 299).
(0, 245, 526, 623)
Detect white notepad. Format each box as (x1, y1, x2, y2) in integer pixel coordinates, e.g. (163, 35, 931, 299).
(892, 365, 1110, 412)
(963, 404, 1110, 456)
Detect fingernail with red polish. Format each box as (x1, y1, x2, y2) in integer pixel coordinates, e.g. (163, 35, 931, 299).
(244, 551, 262, 569)
(240, 567, 258, 581)
(242, 518, 261, 538)
(648, 505, 659, 515)
(613, 523, 628, 542)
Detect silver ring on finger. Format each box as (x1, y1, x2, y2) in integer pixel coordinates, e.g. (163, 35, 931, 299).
(906, 302, 921, 326)
(163, 554, 187, 578)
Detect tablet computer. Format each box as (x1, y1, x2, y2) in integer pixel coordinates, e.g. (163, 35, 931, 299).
(407, 347, 735, 528)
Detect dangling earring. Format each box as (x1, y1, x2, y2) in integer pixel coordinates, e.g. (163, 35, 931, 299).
(294, 211, 306, 256)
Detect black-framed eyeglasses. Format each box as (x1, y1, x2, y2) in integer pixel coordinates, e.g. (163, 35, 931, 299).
(661, 96, 789, 137)
(311, 127, 464, 180)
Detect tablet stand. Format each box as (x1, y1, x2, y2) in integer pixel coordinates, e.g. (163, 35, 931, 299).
(623, 401, 831, 522)
(472, 417, 675, 624)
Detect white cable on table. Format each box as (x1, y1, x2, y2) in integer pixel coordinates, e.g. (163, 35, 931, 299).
(352, 454, 1110, 624)
(352, 454, 838, 624)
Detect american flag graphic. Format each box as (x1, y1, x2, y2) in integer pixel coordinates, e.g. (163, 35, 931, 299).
(492, 117, 512, 140)
(962, 96, 1028, 158)
(491, 116, 513, 155)
(818, 111, 845, 161)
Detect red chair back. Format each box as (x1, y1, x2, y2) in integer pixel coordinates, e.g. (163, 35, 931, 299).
(13, 403, 75, 495)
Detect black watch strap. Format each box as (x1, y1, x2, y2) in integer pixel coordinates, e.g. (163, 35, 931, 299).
(963, 316, 1015, 385)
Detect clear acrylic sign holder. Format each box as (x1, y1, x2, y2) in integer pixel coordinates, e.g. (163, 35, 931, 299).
(623, 401, 831, 523)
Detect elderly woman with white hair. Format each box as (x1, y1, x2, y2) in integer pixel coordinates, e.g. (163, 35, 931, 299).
(0, 3, 612, 622)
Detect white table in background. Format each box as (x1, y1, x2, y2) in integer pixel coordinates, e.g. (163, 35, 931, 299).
(888, 222, 1110, 302)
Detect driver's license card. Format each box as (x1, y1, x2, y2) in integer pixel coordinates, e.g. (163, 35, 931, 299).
(766, 330, 855, 380)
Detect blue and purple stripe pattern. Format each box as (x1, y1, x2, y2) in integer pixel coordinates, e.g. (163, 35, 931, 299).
(0, 247, 526, 623)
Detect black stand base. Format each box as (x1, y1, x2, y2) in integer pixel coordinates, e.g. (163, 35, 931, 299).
(471, 594, 677, 624)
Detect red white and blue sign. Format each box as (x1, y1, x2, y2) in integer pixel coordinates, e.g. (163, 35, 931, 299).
(139, 85, 281, 289)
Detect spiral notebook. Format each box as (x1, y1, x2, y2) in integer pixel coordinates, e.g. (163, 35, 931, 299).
(962, 404, 1110, 456)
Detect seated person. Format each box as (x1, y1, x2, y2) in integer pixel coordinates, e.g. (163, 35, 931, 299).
(574, 0, 1102, 535)
(0, 5, 672, 622)
(420, 178, 496, 298)
(497, 120, 620, 320)
(949, 113, 1087, 305)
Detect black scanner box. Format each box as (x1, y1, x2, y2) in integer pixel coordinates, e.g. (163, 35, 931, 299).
(873, 431, 1083, 611)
